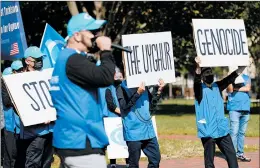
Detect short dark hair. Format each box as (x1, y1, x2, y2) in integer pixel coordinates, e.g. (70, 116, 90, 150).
(201, 67, 212, 75)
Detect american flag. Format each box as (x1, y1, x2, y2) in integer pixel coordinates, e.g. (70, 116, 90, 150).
(10, 42, 19, 56)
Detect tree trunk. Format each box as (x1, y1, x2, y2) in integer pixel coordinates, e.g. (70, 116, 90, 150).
(113, 2, 137, 44)
(93, 1, 105, 20)
(67, 1, 79, 16)
(169, 83, 173, 98)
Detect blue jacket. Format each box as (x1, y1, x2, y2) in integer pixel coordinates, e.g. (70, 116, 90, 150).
(227, 74, 251, 112)
(119, 80, 156, 141)
(96, 60, 119, 117)
(50, 48, 109, 149)
(195, 83, 229, 138)
(99, 86, 120, 117)
(2, 102, 20, 134)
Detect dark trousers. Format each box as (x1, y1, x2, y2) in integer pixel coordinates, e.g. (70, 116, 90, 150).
(1, 129, 4, 166)
(201, 134, 239, 168)
(110, 158, 129, 165)
(3, 130, 20, 168)
(19, 133, 54, 168)
(126, 137, 161, 168)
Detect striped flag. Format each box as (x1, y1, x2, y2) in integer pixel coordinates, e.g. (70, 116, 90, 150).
(10, 42, 19, 56)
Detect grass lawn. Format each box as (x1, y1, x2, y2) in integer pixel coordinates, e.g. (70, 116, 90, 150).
(159, 139, 259, 159)
(51, 138, 259, 167)
(161, 98, 260, 108)
(51, 99, 259, 167)
(155, 114, 260, 137)
(51, 113, 259, 167)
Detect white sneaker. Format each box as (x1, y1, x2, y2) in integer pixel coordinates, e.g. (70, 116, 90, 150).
(111, 164, 117, 168)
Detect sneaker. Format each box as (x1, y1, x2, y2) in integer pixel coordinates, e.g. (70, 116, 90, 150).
(237, 155, 251, 162)
(111, 164, 117, 168)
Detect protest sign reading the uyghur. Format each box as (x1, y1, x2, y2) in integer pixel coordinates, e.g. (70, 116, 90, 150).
(40, 23, 65, 69)
(2, 69, 56, 126)
(104, 117, 158, 159)
(122, 32, 176, 88)
(1, 1, 27, 60)
(192, 19, 249, 67)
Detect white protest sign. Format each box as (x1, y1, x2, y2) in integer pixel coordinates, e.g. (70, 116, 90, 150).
(2, 68, 56, 126)
(122, 31, 176, 88)
(192, 19, 249, 67)
(104, 116, 158, 159)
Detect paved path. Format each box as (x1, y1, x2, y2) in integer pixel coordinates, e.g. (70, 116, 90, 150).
(138, 151, 259, 168)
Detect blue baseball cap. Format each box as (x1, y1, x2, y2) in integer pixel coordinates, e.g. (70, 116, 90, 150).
(11, 60, 23, 70)
(67, 13, 107, 38)
(2, 67, 13, 75)
(24, 46, 45, 59)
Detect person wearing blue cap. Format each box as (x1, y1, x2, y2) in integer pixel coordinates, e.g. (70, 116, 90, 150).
(11, 60, 24, 73)
(2, 67, 13, 76)
(49, 12, 115, 168)
(227, 68, 252, 162)
(22, 46, 44, 71)
(1, 66, 21, 168)
(18, 46, 54, 168)
(193, 56, 247, 168)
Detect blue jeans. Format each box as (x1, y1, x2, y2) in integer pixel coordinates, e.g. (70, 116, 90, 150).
(229, 110, 250, 156)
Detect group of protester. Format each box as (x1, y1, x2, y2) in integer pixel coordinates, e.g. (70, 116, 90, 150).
(1, 12, 252, 168)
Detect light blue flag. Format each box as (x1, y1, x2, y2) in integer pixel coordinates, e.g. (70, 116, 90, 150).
(40, 23, 65, 69)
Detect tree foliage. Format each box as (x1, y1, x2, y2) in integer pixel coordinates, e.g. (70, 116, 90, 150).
(19, 1, 260, 76)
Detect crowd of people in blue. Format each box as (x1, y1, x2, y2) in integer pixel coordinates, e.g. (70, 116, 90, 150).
(1, 13, 252, 168)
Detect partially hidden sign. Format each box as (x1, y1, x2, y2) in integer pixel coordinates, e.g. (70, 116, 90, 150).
(104, 117, 158, 159)
(122, 31, 176, 88)
(1, 1, 27, 60)
(2, 68, 56, 126)
(192, 19, 249, 67)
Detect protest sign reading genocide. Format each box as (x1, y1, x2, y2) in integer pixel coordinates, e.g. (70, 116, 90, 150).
(1, 1, 27, 60)
(122, 31, 176, 88)
(2, 68, 56, 126)
(192, 19, 249, 67)
(104, 117, 158, 159)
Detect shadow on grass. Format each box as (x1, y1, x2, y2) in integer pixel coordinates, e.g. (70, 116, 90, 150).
(155, 104, 260, 115)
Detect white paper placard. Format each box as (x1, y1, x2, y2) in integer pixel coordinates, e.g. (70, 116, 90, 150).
(104, 116, 158, 159)
(192, 19, 249, 67)
(2, 68, 56, 126)
(122, 31, 176, 88)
